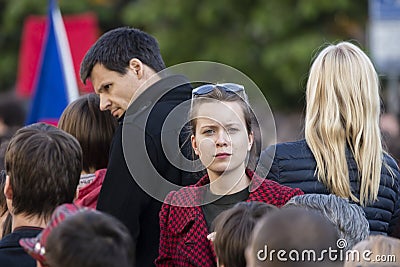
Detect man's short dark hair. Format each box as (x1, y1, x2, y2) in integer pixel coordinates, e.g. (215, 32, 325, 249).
(46, 210, 135, 267)
(80, 27, 166, 84)
(5, 123, 82, 221)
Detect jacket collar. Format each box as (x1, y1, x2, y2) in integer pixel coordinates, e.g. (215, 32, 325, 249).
(123, 74, 192, 128)
(170, 168, 265, 212)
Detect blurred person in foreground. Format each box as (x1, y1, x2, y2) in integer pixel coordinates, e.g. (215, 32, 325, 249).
(246, 207, 342, 267)
(285, 194, 369, 251)
(20, 203, 135, 267)
(211, 201, 278, 267)
(343, 235, 400, 267)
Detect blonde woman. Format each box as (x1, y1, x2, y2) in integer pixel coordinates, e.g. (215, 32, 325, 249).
(261, 41, 400, 236)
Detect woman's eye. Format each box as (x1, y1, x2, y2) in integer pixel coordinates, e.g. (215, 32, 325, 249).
(227, 128, 239, 133)
(104, 84, 111, 90)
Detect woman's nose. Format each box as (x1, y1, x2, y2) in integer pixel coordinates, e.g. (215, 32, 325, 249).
(215, 130, 229, 146)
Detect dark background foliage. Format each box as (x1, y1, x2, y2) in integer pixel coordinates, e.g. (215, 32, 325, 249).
(0, 0, 369, 111)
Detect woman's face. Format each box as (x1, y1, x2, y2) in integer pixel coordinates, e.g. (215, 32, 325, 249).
(191, 100, 253, 175)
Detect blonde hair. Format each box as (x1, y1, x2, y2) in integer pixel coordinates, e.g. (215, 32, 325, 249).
(305, 41, 384, 206)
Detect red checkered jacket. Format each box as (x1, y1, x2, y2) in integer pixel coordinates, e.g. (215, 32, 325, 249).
(156, 169, 303, 267)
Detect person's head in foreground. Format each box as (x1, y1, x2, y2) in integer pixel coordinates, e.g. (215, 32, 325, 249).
(211, 201, 278, 267)
(285, 194, 369, 250)
(4, 122, 82, 224)
(20, 203, 135, 267)
(343, 235, 400, 267)
(246, 207, 342, 267)
(80, 27, 165, 119)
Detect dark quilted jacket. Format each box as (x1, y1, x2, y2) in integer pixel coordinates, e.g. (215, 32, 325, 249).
(260, 139, 400, 236)
(156, 170, 303, 267)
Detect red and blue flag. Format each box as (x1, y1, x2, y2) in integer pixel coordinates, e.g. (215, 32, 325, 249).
(26, 0, 79, 125)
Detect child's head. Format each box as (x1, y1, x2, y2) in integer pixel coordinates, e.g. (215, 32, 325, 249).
(211, 201, 277, 267)
(246, 207, 340, 267)
(343, 235, 400, 267)
(4, 123, 82, 221)
(285, 194, 369, 250)
(20, 204, 135, 267)
(58, 93, 118, 174)
(189, 83, 256, 172)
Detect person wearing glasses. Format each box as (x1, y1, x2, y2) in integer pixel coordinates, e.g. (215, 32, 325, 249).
(156, 84, 303, 267)
(259, 41, 400, 236)
(80, 27, 201, 267)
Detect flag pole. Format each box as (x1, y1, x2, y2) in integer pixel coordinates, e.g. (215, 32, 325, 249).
(49, 0, 79, 103)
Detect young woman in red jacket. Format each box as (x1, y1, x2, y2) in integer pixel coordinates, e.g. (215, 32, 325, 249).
(156, 83, 303, 267)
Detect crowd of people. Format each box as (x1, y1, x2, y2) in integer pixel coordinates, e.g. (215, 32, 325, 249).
(0, 27, 399, 267)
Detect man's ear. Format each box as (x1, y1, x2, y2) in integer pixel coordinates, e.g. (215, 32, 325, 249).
(4, 175, 13, 200)
(128, 58, 144, 79)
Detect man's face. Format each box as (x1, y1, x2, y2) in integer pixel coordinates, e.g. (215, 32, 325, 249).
(90, 63, 140, 118)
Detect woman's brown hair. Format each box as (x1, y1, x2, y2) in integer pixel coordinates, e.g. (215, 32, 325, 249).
(58, 93, 118, 173)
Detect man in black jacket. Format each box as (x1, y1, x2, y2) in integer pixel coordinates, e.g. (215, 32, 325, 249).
(80, 27, 200, 267)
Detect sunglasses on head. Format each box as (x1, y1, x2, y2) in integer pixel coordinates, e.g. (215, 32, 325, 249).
(192, 83, 244, 96)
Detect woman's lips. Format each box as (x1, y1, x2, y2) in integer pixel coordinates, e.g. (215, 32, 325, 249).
(214, 153, 232, 159)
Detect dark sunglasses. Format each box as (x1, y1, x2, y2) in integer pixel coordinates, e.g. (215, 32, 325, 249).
(192, 83, 244, 96)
